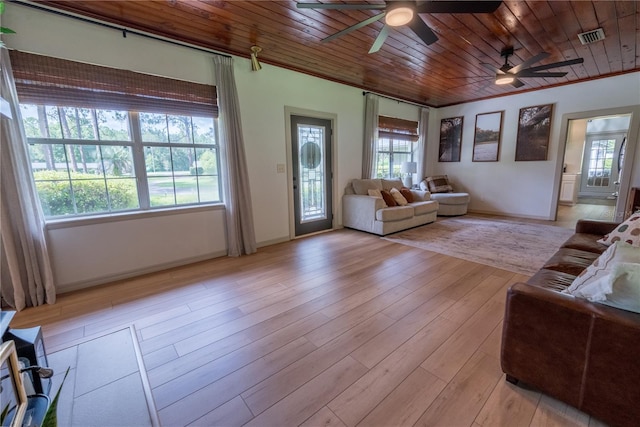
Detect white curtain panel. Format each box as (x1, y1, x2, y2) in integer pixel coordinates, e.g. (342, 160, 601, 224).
(212, 56, 256, 256)
(417, 107, 430, 182)
(361, 93, 379, 179)
(0, 47, 56, 310)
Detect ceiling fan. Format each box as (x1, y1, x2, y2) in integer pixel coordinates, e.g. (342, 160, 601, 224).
(482, 46, 584, 88)
(296, 1, 503, 53)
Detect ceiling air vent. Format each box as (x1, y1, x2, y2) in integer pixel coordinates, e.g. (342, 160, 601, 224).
(578, 28, 605, 45)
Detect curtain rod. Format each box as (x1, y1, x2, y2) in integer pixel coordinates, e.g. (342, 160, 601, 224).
(12, 0, 233, 59)
(362, 91, 429, 109)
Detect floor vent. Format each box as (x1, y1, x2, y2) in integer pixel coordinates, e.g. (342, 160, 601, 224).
(578, 28, 605, 45)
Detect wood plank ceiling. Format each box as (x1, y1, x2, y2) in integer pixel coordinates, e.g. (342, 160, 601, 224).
(27, 0, 640, 107)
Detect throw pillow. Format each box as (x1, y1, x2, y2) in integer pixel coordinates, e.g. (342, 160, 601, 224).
(390, 188, 408, 206)
(598, 212, 640, 247)
(600, 262, 640, 314)
(564, 242, 640, 301)
(380, 189, 397, 207)
(368, 188, 383, 198)
(400, 187, 414, 203)
(425, 175, 453, 193)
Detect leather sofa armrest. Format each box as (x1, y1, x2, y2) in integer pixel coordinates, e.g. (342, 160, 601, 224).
(574, 219, 619, 236)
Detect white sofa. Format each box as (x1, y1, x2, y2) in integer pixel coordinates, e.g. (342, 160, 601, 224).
(342, 178, 439, 235)
(419, 176, 470, 216)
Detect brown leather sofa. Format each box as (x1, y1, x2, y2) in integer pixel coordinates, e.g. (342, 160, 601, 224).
(501, 219, 640, 427)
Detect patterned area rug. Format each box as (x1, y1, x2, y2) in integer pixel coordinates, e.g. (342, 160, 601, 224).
(383, 216, 574, 275)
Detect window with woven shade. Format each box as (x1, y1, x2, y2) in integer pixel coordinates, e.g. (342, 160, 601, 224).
(375, 115, 418, 179)
(11, 50, 221, 218)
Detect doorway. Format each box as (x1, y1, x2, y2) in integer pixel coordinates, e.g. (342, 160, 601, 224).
(290, 114, 333, 237)
(557, 113, 632, 227)
(580, 131, 627, 198)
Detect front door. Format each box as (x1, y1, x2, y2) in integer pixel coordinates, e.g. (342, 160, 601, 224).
(580, 132, 626, 197)
(291, 115, 333, 236)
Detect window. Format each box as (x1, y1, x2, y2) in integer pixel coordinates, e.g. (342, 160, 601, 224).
(375, 116, 419, 179)
(11, 51, 220, 219)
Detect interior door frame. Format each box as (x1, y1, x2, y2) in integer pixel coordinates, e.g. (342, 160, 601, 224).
(284, 106, 338, 239)
(553, 105, 640, 222)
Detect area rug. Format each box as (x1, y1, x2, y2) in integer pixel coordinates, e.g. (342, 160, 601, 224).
(383, 216, 574, 275)
(46, 326, 159, 427)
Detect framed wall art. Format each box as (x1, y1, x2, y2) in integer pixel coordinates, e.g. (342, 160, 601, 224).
(472, 111, 503, 162)
(439, 116, 463, 162)
(515, 104, 553, 161)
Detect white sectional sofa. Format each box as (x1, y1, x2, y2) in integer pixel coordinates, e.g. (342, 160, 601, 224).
(342, 178, 439, 235)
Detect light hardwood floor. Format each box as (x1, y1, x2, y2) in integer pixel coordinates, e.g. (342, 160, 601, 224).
(10, 227, 607, 427)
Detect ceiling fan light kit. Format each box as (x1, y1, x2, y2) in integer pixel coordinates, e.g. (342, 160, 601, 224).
(385, 5, 414, 27)
(495, 74, 515, 85)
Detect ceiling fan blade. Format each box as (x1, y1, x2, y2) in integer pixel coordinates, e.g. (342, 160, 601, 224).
(517, 71, 568, 78)
(322, 13, 385, 43)
(415, 1, 502, 14)
(297, 3, 385, 10)
(369, 25, 389, 53)
(524, 57, 584, 73)
(407, 15, 438, 46)
(480, 62, 501, 73)
(509, 52, 550, 74)
(510, 79, 526, 88)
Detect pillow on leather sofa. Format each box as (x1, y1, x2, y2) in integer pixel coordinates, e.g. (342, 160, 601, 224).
(598, 211, 640, 246)
(564, 242, 640, 301)
(601, 262, 640, 313)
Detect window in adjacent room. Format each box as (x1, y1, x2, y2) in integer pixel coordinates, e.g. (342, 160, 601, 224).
(375, 116, 419, 179)
(11, 51, 221, 219)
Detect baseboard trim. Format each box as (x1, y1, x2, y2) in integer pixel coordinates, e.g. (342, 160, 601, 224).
(57, 251, 227, 294)
(467, 209, 551, 221)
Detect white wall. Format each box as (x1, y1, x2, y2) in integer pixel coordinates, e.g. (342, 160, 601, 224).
(429, 74, 640, 219)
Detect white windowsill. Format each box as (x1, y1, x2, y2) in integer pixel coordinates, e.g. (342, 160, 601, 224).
(44, 203, 225, 230)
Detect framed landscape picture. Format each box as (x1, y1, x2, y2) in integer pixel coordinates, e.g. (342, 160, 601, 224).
(515, 104, 553, 161)
(473, 111, 503, 162)
(439, 116, 463, 162)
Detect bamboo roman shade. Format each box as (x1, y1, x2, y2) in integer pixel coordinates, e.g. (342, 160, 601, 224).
(9, 50, 218, 117)
(378, 115, 419, 141)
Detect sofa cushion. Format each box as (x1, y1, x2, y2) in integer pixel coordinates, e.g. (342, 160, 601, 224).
(411, 200, 438, 216)
(561, 233, 609, 254)
(542, 248, 601, 276)
(400, 187, 414, 203)
(424, 175, 453, 193)
(431, 193, 470, 205)
(527, 268, 577, 292)
(380, 189, 397, 207)
(390, 188, 408, 206)
(375, 206, 414, 222)
(381, 179, 404, 191)
(598, 211, 640, 246)
(352, 179, 382, 195)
